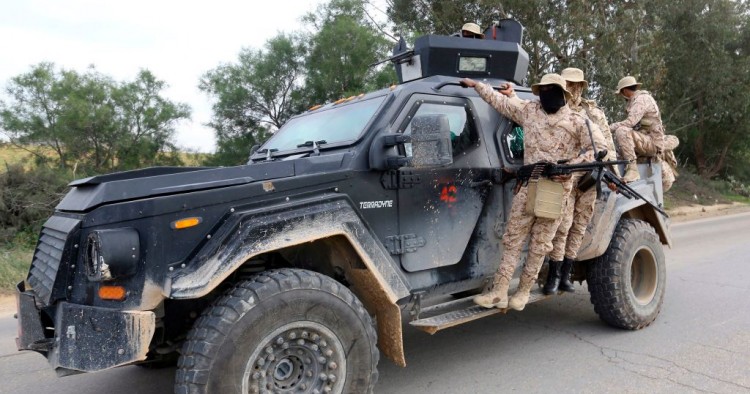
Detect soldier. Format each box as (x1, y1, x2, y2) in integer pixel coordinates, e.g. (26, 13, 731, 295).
(610, 76, 666, 183)
(456, 23, 485, 39)
(661, 135, 680, 191)
(544, 67, 615, 294)
(460, 74, 605, 311)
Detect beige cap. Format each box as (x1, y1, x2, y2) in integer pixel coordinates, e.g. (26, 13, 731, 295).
(461, 23, 484, 38)
(531, 73, 572, 100)
(614, 76, 642, 94)
(561, 67, 588, 89)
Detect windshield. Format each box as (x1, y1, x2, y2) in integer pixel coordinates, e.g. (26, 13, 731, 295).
(262, 95, 387, 152)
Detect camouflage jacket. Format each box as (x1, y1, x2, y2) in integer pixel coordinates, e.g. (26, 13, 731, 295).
(570, 99, 617, 162)
(610, 90, 665, 150)
(475, 82, 606, 166)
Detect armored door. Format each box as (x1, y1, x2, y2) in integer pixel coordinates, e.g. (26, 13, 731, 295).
(390, 95, 491, 272)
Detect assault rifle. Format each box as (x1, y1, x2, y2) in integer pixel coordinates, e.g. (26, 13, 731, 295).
(515, 154, 668, 218)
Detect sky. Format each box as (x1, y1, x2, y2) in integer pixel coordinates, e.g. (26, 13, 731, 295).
(0, 0, 335, 153)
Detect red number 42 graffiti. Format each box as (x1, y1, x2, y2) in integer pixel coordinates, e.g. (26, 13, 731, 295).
(440, 184, 458, 204)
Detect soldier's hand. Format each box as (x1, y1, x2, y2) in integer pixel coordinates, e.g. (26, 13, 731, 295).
(459, 78, 477, 88)
(498, 83, 515, 97)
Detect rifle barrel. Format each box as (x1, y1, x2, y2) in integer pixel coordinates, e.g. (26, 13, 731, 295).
(557, 160, 629, 170)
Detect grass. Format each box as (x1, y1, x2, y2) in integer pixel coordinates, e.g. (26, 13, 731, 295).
(0, 144, 42, 170)
(0, 143, 209, 169)
(0, 244, 32, 295)
(664, 170, 732, 208)
(725, 194, 750, 204)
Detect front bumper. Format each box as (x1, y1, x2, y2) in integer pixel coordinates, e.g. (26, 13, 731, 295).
(16, 281, 155, 375)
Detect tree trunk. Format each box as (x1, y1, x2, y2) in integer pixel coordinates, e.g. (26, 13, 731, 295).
(693, 94, 709, 178)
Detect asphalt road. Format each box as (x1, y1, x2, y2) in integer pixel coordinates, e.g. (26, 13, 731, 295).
(1, 212, 749, 394)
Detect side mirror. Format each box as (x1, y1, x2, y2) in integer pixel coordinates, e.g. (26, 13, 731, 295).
(368, 114, 454, 170)
(410, 114, 453, 168)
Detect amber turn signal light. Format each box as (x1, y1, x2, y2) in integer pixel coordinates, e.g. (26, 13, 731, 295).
(98, 285, 127, 301)
(171, 217, 202, 230)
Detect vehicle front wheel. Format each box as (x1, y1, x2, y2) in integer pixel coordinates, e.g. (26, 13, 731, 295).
(586, 219, 666, 330)
(175, 268, 378, 394)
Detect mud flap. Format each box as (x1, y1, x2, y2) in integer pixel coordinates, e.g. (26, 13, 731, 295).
(347, 269, 406, 367)
(15, 282, 48, 352)
(49, 302, 155, 375)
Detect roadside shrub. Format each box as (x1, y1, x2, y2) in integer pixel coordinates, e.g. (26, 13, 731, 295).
(0, 165, 70, 245)
(727, 176, 750, 198)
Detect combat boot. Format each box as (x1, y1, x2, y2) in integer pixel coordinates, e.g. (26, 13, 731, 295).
(622, 163, 640, 183)
(543, 260, 562, 295)
(558, 258, 576, 293)
(473, 274, 510, 309)
(509, 276, 535, 311)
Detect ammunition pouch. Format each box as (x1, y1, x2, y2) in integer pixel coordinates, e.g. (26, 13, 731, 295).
(639, 118, 654, 130)
(525, 178, 564, 220)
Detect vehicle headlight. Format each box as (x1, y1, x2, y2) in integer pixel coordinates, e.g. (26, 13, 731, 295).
(85, 229, 140, 281)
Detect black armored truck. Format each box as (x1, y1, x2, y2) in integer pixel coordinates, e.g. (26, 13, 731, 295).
(15, 20, 671, 393)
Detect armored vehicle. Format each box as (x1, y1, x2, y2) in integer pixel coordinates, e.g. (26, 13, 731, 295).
(15, 20, 670, 393)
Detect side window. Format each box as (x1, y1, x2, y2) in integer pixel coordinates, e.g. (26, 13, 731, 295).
(402, 102, 478, 157)
(503, 122, 524, 162)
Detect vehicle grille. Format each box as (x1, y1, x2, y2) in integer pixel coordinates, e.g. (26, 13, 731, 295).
(27, 216, 80, 305)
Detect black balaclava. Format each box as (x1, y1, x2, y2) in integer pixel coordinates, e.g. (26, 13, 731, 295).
(539, 86, 566, 114)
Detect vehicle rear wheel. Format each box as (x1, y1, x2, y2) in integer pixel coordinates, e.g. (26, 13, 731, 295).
(586, 219, 666, 330)
(175, 268, 378, 394)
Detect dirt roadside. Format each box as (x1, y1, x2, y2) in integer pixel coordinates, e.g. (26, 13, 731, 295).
(668, 202, 750, 222)
(0, 295, 15, 318)
(0, 202, 747, 316)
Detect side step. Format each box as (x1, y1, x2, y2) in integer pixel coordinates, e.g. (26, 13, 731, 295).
(409, 289, 551, 335)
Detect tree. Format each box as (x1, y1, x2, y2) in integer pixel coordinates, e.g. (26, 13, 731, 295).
(0, 63, 80, 169)
(304, 0, 396, 104)
(386, 0, 665, 110)
(200, 34, 305, 166)
(200, 2, 396, 166)
(656, 0, 750, 178)
(114, 70, 191, 169)
(0, 63, 190, 174)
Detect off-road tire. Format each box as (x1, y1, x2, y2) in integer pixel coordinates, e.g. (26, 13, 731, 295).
(174, 268, 378, 394)
(586, 219, 666, 330)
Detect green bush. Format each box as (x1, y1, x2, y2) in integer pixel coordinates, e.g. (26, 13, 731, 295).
(727, 176, 750, 198)
(0, 245, 32, 293)
(0, 165, 71, 246)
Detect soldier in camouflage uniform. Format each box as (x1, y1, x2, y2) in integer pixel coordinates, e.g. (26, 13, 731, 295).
(545, 68, 615, 294)
(661, 135, 680, 191)
(610, 76, 666, 183)
(460, 74, 606, 311)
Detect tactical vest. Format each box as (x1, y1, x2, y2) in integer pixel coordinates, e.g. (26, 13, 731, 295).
(573, 99, 617, 161)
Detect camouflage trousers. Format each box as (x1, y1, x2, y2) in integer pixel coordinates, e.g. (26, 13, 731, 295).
(550, 184, 597, 261)
(614, 127, 658, 161)
(496, 185, 568, 285)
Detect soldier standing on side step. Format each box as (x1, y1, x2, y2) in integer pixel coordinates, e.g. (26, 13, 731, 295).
(460, 74, 606, 311)
(544, 67, 616, 294)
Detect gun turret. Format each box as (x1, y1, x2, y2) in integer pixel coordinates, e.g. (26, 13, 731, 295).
(385, 19, 529, 85)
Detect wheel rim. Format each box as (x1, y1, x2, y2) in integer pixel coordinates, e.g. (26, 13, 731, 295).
(242, 321, 347, 394)
(630, 247, 658, 305)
